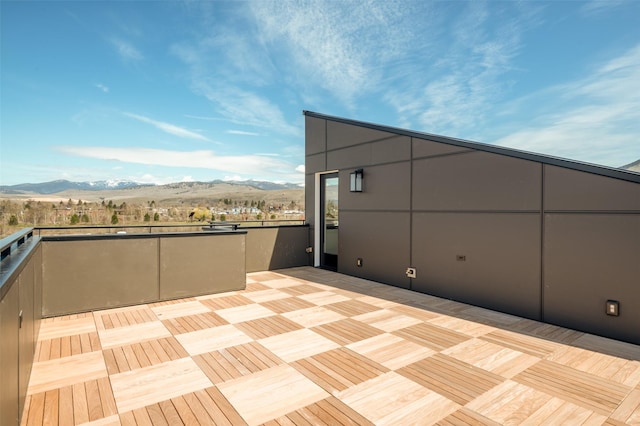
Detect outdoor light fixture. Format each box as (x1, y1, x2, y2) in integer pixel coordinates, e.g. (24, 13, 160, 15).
(350, 169, 363, 192)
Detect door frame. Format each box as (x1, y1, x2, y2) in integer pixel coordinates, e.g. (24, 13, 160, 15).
(314, 170, 338, 267)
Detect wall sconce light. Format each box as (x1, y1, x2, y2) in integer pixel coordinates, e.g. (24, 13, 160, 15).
(350, 169, 363, 192)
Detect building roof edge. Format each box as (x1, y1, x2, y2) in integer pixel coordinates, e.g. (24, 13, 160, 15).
(303, 110, 640, 184)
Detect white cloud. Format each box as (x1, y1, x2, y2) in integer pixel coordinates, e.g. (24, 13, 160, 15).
(249, 1, 433, 107)
(384, 2, 538, 138)
(170, 41, 299, 137)
(55, 146, 301, 178)
(95, 83, 109, 93)
(580, 0, 627, 16)
(109, 37, 143, 61)
(227, 130, 260, 136)
(124, 112, 210, 141)
(494, 44, 640, 167)
(295, 165, 305, 173)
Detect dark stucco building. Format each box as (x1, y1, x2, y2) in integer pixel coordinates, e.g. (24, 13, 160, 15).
(304, 110, 640, 345)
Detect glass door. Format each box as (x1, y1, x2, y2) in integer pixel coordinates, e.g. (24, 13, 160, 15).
(320, 173, 339, 270)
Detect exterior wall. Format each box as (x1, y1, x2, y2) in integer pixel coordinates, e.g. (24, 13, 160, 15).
(0, 241, 42, 426)
(42, 233, 247, 316)
(245, 226, 310, 273)
(159, 234, 245, 299)
(543, 165, 640, 344)
(305, 113, 640, 344)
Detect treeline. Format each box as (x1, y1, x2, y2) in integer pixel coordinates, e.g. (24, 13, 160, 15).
(0, 197, 303, 237)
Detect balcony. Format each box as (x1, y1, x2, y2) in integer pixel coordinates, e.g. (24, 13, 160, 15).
(2, 228, 640, 425)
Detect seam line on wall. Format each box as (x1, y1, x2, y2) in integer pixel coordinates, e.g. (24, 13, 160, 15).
(540, 164, 545, 322)
(409, 137, 414, 290)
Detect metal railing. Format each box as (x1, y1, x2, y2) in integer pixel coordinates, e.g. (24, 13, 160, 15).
(0, 227, 34, 260)
(32, 220, 306, 237)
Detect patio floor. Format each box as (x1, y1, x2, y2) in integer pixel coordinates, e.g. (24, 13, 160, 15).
(22, 267, 640, 425)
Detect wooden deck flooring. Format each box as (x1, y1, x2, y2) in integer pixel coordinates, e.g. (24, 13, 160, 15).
(22, 267, 640, 425)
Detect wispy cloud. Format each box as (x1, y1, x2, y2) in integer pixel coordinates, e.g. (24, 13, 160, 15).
(227, 130, 259, 136)
(171, 42, 299, 136)
(171, 1, 433, 134)
(580, 0, 627, 16)
(123, 112, 210, 141)
(494, 44, 640, 167)
(249, 1, 433, 107)
(95, 83, 109, 93)
(109, 37, 143, 61)
(384, 2, 539, 137)
(55, 146, 304, 180)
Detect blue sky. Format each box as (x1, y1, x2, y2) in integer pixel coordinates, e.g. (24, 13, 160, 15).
(1, 0, 639, 186)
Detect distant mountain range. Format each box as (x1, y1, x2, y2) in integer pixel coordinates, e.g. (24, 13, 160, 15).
(0, 179, 302, 195)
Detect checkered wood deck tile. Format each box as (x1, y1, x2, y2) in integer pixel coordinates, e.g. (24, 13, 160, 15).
(22, 267, 640, 425)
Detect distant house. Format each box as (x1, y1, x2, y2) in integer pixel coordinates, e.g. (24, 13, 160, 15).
(304, 111, 640, 345)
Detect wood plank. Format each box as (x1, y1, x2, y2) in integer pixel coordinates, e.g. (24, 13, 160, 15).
(59, 336, 71, 358)
(149, 339, 171, 363)
(192, 389, 234, 426)
(49, 338, 61, 360)
(140, 340, 161, 365)
(170, 396, 199, 425)
(200, 294, 253, 310)
(102, 349, 119, 375)
(294, 356, 352, 392)
(480, 330, 558, 358)
(219, 347, 252, 376)
(436, 408, 501, 425)
(324, 299, 381, 317)
(235, 342, 280, 371)
(72, 382, 89, 424)
(182, 392, 216, 426)
(79, 333, 91, 354)
(236, 315, 303, 340)
(145, 403, 169, 426)
(312, 318, 382, 345)
(159, 336, 188, 359)
(393, 322, 471, 351)
(109, 313, 121, 328)
(131, 407, 154, 426)
(204, 387, 248, 426)
(38, 339, 51, 362)
(111, 347, 130, 374)
(224, 346, 258, 375)
(121, 345, 140, 371)
(513, 360, 630, 415)
(25, 392, 45, 426)
(283, 410, 312, 425)
(109, 357, 212, 413)
(158, 400, 184, 425)
(90, 332, 102, 351)
(193, 352, 232, 384)
(398, 355, 504, 405)
(123, 312, 137, 327)
(97, 376, 118, 418)
(85, 379, 104, 421)
(60, 336, 71, 358)
(132, 342, 151, 368)
(118, 411, 137, 426)
(70, 334, 81, 356)
(316, 396, 375, 426)
(58, 385, 74, 426)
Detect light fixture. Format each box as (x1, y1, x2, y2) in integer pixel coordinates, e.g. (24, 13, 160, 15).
(350, 168, 363, 192)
